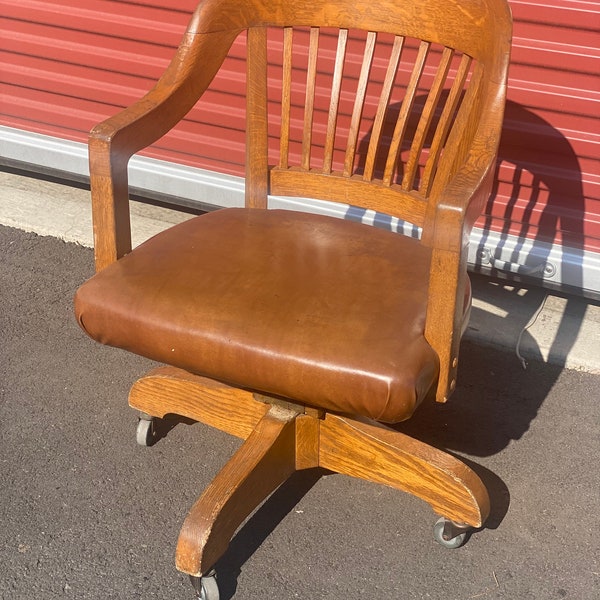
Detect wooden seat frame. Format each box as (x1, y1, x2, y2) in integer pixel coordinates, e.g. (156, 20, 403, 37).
(85, 0, 512, 585)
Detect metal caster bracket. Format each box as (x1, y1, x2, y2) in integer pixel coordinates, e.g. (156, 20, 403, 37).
(433, 517, 473, 549)
(190, 571, 219, 600)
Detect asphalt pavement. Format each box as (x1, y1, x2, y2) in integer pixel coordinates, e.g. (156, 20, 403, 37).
(1, 223, 599, 600)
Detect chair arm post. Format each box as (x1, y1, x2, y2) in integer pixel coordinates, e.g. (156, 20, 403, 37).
(88, 135, 131, 272)
(424, 152, 498, 403)
(425, 246, 467, 403)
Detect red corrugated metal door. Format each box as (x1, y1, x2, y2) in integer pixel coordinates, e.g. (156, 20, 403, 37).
(474, 0, 600, 297)
(1, 0, 247, 175)
(1, 0, 599, 296)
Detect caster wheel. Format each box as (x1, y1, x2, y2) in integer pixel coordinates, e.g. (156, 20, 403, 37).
(190, 572, 219, 600)
(433, 517, 470, 549)
(136, 414, 156, 446)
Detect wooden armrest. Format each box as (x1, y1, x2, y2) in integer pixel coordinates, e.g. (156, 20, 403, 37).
(426, 170, 498, 403)
(89, 27, 241, 271)
(423, 86, 506, 403)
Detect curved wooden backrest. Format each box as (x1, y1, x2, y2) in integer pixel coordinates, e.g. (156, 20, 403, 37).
(248, 27, 487, 222)
(234, 0, 512, 223)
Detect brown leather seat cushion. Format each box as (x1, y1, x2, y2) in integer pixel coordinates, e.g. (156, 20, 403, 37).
(75, 208, 439, 423)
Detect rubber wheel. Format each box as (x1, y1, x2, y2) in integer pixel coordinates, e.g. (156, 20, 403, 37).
(433, 517, 469, 549)
(136, 417, 155, 447)
(191, 574, 220, 600)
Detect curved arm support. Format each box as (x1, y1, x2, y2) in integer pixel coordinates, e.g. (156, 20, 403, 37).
(89, 28, 241, 271)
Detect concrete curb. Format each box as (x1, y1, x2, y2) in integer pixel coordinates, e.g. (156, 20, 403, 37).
(2, 169, 599, 374)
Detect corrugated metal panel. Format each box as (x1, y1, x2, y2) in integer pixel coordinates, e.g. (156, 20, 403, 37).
(486, 0, 600, 255)
(0, 0, 247, 174)
(469, 0, 600, 296)
(1, 0, 599, 294)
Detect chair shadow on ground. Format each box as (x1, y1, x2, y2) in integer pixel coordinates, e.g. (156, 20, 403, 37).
(346, 97, 589, 530)
(159, 101, 589, 599)
(397, 99, 588, 447)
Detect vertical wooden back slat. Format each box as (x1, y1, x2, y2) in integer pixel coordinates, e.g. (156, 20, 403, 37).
(382, 40, 430, 186)
(426, 61, 485, 201)
(301, 27, 320, 171)
(271, 25, 487, 204)
(246, 27, 269, 208)
(401, 45, 453, 190)
(343, 31, 377, 177)
(419, 53, 473, 196)
(279, 27, 294, 169)
(362, 35, 404, 182)
(323, 29, 348, 173)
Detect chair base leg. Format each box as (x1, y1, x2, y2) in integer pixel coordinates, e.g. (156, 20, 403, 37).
(175, 404, 301, 577)
(129, 366, 490, 576)
(319, 414, 490, 527)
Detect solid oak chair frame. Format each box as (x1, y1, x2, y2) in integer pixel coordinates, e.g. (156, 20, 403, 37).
(84, 0, 512, 591)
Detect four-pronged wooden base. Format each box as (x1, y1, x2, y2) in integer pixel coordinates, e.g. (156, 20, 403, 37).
(129, 366, 490, 577)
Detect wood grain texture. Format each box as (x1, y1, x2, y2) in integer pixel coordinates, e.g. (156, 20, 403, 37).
(129, 367, 269, 440)
(301, 27, 320, 171)
(279, 26, 294, 169)
(131, 366, 490, 576)
(382, 39, 430, 186)
(88, 28, 239, 271)
(88, 145, 131, 271)
(419, 52, 473, 197)
(176, 405, 299, 576)
(343, 30, 377, 176)
(319, 413, 490, 526)
(270, 168, 428, 225)
(295, 413, 321, 469)
(130, 366, 489, 529)
(246, 26, 269, 208)
(323, 28, 348, 173)
(362, 34, 404, 182)
(400, 44, 452, 190)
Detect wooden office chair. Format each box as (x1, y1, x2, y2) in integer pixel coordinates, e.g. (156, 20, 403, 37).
(74, 0, 512, 597)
